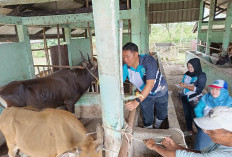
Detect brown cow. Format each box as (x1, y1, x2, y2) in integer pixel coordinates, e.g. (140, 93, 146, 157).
(0, 54, 98, 113)
(0, 107, 103, 157)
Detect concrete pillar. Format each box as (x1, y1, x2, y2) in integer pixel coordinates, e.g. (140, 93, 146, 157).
(64, 27, 72, 66)
(222, 0, 232, 56)
(131, 0, 141, 53)
(92, 0, 124, 157)
(197, 0, 204, 51)
(16, 25, 35, 78)
(206, 0, 216, 55)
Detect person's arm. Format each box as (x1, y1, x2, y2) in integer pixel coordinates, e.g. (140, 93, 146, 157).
(144, 138, 201, 157)
(179, 73, 207, 92)
(179, 83, 195, 91)
(194, 73, 207, 93)
(194, 99, 206, 118)
(144, 139, 176, 157)
(125, 79, 154, 111)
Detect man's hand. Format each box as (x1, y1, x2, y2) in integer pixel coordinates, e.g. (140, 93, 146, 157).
(161, 137, 183, 150)
(125, 100, 139, 111)
(143, 139, 156, 150)
(179, 83, 186, 88)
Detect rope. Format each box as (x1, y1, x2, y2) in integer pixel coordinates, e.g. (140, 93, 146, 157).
(85, 132, 96, 136)
(85, 66, 99, 85)
(102, 148, 119, 154)
(101, 120, 175, 154)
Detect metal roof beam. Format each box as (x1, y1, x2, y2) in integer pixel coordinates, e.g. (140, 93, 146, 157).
(0, 15, 22, 24)
(21, 10, 131, 26)
(22, 13, 93, 26)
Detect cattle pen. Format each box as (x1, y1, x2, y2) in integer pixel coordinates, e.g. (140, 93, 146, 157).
(0, 0, 232, 157)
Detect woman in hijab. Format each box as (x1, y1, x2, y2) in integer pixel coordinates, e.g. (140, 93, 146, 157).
(194, 80, 232, 150)
(179, 58, 207, 136)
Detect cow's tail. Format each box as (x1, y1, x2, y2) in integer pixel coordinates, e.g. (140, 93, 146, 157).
(0, 96, 7, 108)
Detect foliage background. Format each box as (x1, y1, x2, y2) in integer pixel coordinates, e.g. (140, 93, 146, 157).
(149, 22, 197, 45)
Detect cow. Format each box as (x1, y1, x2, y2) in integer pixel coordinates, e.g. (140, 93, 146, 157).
(0, 107, 103, 157)
(216, 54, 232, 65)
(0, 53, 98, 113)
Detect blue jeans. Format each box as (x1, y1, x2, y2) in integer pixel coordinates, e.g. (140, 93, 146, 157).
(194, 128, 213, 150)
(140, 92, 168, 126)
(181, 96, 196, 131)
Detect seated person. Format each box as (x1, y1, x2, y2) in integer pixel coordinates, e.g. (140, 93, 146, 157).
(144, 106, 232, 157)
(194, 80, 232, 150)
(179, 58, 206, 136)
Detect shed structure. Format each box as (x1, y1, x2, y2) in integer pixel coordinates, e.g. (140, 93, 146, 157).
(0, 0, 232, 157)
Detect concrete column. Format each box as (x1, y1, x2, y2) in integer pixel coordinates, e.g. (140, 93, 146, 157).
(92, 0, 123, 157)
(222, 0, 232, 56)
(197, 0, 204, 51)
(131, 0, 141, 53)
(206, 0, 216, 55)
(64, 27, 72, 66)
(16, 25, 35, 78)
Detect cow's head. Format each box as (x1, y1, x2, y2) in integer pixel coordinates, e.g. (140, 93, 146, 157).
(80, 51, 98, 79)
(71, 123, 103, 157)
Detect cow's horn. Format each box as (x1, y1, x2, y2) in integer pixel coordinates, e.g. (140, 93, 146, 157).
(87, 53, 93, 66)
(79, 51, 86, 61)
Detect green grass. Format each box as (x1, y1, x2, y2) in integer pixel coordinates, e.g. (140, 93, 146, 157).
(33, 51, 45, 58)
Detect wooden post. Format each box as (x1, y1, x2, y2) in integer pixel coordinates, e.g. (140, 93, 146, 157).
(57, 24, 62, 69)
(87, 22, 94, 62)
(197, 0, 204, 51)
(205, 0, 216, 55)
(43, 28, 51, 72)
(222, 0, 232, 56)
(118, 109, 137, 157)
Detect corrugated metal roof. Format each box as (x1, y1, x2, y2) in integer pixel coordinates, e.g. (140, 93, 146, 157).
(0, 25, 16, 35)
(0, 8, 12, 15)
(149, 0, 200, 24)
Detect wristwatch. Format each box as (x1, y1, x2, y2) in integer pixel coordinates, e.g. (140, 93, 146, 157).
(135, 98, 141, 104)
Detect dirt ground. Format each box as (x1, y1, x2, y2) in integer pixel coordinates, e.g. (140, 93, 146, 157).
(162, 60, 196, 149)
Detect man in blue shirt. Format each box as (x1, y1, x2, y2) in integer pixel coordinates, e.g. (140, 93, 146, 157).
(123, 42, 168, 128)
(144, 106, 232, 157)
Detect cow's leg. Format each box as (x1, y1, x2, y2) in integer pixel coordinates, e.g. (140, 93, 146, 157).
(64, 99, 79, 113)
(8, 144, 18, 157)
(65, 103, 75, 113)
